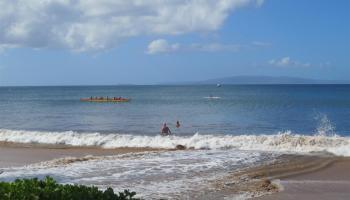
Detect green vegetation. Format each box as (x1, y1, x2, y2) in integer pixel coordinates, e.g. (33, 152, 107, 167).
(0, 176, 139, 200)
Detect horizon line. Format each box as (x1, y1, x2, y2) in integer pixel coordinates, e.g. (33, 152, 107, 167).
(1, 83, 350, 87)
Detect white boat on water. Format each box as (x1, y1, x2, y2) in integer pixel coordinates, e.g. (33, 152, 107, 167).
(204, 96, 221, 99)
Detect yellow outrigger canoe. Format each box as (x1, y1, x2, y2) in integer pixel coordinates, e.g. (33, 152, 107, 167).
(80, 98, 131, 103)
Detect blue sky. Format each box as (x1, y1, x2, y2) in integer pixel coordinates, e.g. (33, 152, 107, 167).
(0, 0, 349, 86)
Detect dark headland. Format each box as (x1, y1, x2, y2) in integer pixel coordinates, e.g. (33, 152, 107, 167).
(164, 76, 350, 85)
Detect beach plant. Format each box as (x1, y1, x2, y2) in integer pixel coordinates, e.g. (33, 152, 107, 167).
(0, 176, 139, 200)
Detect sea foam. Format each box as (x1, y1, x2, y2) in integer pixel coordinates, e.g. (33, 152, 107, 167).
(0, 129, 349, 156)
(0, 149, 267, 199)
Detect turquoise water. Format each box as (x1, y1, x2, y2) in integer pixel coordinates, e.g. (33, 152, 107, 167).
(0, 85, 349, 136)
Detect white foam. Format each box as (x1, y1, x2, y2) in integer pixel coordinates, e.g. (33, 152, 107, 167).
(0, 129, 349, 156)
(0, 150, 268, 199)
(315, 113, 336, 136)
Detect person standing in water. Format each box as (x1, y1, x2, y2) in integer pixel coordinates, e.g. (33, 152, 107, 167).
(176, 121, 180, 128)
(161, 123, 171, 136)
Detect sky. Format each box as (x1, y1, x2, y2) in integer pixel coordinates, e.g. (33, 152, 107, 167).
(0, 0, 349, 86)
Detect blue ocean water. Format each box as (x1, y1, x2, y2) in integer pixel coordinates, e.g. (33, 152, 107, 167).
(0, 85, 349, 136)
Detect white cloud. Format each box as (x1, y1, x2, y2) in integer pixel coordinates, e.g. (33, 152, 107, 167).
(146, 39, 240, 54)
(0, 0, 263, 52)
(147, 39, 269, 54)
(147, 39, 180, 54)
(269, 56, 311, 67)
(190, 43, 241, 52)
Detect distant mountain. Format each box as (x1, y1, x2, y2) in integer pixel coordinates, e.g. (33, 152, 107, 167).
(167, 76, 350, 85)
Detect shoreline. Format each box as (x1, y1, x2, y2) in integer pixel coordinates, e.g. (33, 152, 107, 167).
(0, 143, 349, 199)
(0, 142, 163, 168)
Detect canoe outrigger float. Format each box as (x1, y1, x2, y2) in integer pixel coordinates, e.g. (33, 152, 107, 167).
(80, 97, 131, 103)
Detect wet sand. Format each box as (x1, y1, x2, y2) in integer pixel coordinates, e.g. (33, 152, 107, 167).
(0, 142, 162, 168)
(193, 154, 350, 200)
(255, 158, 350, 200)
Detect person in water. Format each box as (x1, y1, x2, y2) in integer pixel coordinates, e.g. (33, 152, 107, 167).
(176, 121, 180, 128)
(161, 123, 171, 136)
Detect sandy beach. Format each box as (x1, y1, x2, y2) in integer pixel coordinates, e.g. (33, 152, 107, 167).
(1, 142, 349, 199)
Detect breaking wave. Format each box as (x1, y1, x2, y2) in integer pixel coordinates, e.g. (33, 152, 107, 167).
(0, 129, 349, 156)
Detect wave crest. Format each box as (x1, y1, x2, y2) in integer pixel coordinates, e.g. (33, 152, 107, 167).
(0, 129, 349, 156)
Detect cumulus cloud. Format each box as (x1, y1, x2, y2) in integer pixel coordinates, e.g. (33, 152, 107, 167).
(269, 56, 311, 67)
(0, 0, 263, 52)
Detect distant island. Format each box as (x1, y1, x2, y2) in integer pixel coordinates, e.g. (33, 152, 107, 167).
(165, 76, 350, 85)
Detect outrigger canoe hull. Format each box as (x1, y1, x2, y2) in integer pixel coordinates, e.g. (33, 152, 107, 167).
(80, 98, 130, 102)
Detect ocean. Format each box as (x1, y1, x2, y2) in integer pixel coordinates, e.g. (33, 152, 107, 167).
(0, 85, 349, 199)
(1, 85, 349, 135)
